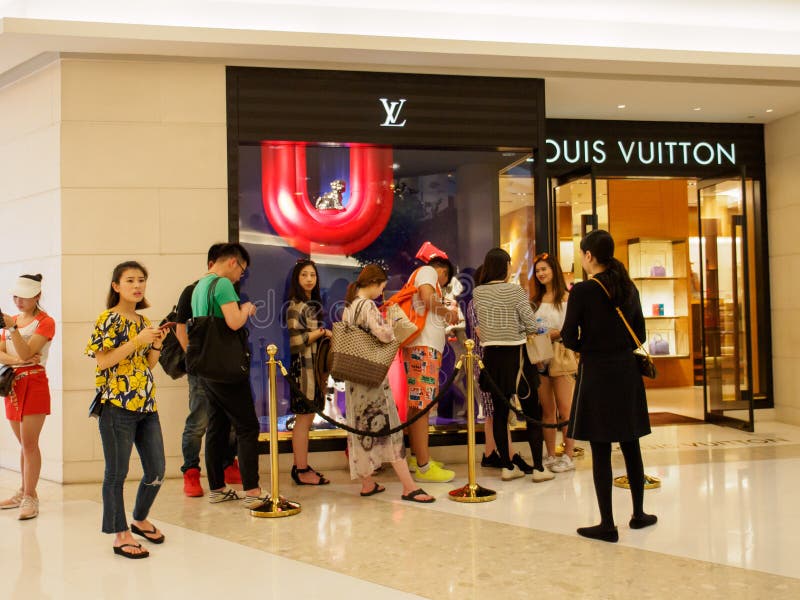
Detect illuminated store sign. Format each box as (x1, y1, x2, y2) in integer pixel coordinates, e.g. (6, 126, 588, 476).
(545, 139, 736, 167)
(379, 98, 407, 127)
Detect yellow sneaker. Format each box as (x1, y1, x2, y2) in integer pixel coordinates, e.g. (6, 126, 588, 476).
(407, 456, 444, 471)
(413, 462, 455, 483)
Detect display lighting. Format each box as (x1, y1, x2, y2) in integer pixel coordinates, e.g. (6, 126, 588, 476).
(261, 142, 394, 254)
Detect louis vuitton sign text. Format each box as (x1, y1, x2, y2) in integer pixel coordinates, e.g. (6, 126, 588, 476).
(547, 138, 736, 167)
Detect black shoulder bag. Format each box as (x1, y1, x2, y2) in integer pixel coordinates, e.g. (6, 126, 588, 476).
(591, 278, 656, 379)
(185, 277, 251, 383)
(158, 304, 187, 379)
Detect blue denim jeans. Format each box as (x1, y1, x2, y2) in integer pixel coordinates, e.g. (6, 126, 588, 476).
(98, 403, 165, 534)
(181, 374, 236, 473)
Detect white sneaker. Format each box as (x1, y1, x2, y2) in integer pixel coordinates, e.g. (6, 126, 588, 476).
(501, 465, 526, 481)
(543, 455, 558, 470)
(208, 488, 243, 503)
(550, 455, 576, 473)
(531, 468, 555, 483)
(242, 494, 270, 509)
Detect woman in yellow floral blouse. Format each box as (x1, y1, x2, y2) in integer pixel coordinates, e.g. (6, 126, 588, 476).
(86, 261, 166, 560)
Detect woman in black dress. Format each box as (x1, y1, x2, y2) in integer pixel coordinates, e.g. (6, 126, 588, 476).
(561, 230, 657, 543)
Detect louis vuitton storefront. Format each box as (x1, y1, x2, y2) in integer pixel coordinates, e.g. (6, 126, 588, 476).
(227, 66, 770, 445)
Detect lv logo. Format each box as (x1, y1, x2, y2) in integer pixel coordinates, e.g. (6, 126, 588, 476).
(379, 98, 407, 127)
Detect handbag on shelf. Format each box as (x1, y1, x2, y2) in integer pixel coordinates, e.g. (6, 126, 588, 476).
(525, 333, 553, 364)
(591, 278, 657, 379)
(549, 340, 578, 376)
(185, 277, 251, 383)
(648, 334, 670, 355)
(330, 299, 400, 387)
(649, 262, 667, 277)
(0, 365, 15, 396)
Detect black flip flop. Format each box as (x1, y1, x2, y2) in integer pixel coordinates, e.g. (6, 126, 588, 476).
(360, 483, 386, 497)
(113, 543, 150, 559)
(130, 523, 165, 544)
(401, 488, 436, 503)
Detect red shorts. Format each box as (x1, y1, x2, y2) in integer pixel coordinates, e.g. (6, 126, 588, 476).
(4, 368, 50, 422)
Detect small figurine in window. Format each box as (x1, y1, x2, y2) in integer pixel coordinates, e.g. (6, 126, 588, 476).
(315, 180, 346, 211)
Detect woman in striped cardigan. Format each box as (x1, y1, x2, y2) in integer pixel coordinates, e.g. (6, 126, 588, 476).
(472, 248, 553, 483)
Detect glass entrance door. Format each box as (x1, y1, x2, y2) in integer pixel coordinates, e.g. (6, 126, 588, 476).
(696, 175, 755, 431)
(550, 167, 605, 285)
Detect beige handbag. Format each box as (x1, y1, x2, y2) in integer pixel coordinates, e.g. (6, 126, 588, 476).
(525, 333, 553, 364)
(330, 300, 399, 387)
(549, 340, 578, 376)
(385, 303, 419, 346)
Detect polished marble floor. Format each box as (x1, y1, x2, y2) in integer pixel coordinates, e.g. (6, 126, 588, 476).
(2, 421, 800, 599)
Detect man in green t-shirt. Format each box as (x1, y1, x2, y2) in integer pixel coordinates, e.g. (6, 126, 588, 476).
(189, 243, 266, 509)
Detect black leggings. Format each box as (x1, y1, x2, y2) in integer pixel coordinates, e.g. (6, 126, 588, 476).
(491, 388, 544, 469)
(589, 440, 646, 526)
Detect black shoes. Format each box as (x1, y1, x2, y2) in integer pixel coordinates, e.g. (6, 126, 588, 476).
(511, 453, 534, 474)
(629, 513, 658, 529)
(577, 524, 619, 543)
(481, 450, 504, 468)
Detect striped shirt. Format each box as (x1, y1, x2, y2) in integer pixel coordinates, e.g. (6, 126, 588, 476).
(472, 282, 537, 346)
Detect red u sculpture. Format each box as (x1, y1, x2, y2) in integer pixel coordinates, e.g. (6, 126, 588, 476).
(260, 142, 395, 255)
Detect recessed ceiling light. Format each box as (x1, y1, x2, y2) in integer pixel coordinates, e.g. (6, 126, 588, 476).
(692, 107, 702, 111)
(617, 104, 626, 109)
(392, 163, 400, 170)
(766, 108, 774, 113)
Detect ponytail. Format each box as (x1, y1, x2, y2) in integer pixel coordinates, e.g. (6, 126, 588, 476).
(596, 257, 635, 306)
(345, 281, 359, 306)
(580, 230, 635, 305)
(346, 264, 387, 306)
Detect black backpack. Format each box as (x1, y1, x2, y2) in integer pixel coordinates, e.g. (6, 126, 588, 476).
(158, 305, 187, 379)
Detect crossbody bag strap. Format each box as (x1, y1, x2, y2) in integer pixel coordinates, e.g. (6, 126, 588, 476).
(351, 297, 369, 326)
(204, 276, 221, 318)
(590, 278, 649, 355)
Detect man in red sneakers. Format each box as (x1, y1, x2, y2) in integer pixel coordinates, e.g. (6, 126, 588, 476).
(175, 244, 241, 497)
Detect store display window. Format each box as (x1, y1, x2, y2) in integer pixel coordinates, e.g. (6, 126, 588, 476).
(236, 142, 535, 434)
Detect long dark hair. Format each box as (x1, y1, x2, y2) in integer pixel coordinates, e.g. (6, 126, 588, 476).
(480, 248, 511, 284)
(106, 261, 150, 310)
(580, 230, 635, 306)
(288, 258, 323, 318)
(345, 264, 387, 305)
(531, 253, 568, 310)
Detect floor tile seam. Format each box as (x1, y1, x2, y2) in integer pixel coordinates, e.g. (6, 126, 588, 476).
(121, 488, 796, 583)
(45, 497, 429, 597)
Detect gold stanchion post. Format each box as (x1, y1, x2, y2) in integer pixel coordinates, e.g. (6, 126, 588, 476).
(251, 344, 302, 518)
(449, 339, 496, 503)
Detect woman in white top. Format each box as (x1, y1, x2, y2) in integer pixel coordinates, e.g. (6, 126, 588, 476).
(0, 274, 56, 520)
(531, 253, 576, 472)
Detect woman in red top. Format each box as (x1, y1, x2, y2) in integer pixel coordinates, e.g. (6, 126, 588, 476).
(0, 274, 56, 520)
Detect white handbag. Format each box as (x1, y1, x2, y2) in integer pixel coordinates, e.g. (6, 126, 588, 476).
(525, 333, 553, 364)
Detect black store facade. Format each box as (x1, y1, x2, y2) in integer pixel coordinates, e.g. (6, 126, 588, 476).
(227, 66, 769, 443)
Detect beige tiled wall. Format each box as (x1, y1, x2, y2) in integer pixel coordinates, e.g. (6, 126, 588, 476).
(766, 112, 800, 426)
(59, 58, 228, 482)
(0, 60, 63, 480)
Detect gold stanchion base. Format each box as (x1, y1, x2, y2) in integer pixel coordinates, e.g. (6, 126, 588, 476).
(448, 483, 497, 503)
(249, 496, 302, 518)
(613, 474, 661, 490)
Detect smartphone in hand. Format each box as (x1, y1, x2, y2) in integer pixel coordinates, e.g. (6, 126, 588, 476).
(159, 322, 177, 331)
